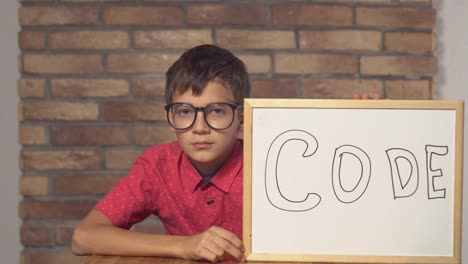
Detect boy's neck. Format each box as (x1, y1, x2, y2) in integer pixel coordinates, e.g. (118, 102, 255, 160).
(193, 162, 221, 178)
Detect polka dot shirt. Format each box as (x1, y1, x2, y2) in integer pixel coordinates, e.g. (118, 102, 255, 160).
(95, 139, 243, 240)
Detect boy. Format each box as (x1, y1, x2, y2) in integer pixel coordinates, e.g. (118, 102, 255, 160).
(72, 44, 250, 263)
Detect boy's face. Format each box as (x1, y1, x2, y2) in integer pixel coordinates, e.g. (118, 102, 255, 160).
(170, 81, 242, 175)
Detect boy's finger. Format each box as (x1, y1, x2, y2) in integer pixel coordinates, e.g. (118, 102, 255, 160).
(207, 236, 244, 261)
(206, 251, 219, 263)
(210, 228, 245, 261)
(360, 93, 370, 99)
(218, 239, 245, 261)
(212, 227, 244, 251)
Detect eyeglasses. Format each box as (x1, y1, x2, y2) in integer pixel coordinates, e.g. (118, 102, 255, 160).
(165, 102, 243, 130)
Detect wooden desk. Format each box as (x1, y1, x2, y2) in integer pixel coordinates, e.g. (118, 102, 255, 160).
(82, 255, 302, 264)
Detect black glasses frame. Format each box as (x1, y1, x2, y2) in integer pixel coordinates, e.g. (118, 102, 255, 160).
(164, 102, 243, 130)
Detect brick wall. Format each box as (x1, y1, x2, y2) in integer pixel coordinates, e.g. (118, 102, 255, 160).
(18, 0, 436, 263)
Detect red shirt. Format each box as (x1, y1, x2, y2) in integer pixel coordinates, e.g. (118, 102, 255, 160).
(95, 139, 243, 239)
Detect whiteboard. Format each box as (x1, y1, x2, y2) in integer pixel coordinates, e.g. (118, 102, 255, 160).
(243, 99, 464, 263)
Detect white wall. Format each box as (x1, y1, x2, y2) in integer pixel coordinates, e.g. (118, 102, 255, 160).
(0, 1, 20, 264)
(436, 0, 468, 262)
(0, 1, 466, 264)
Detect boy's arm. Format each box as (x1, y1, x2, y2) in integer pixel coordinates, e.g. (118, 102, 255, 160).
(72, 209, 246, 262)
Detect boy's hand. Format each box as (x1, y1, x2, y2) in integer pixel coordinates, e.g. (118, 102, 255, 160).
(179, 226, 246, 263)
(352, 93, 382, 99)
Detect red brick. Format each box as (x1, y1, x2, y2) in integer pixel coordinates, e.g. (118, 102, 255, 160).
(21, 224, 50, 246)
(250, 79, 297, 98)
(55, 224, 75, 245)
(356, 7, 436, 29)
(19, 200, 96, 219)
(272, 5, 353, 26)
(300, 30, 381, 51)
(302, 79, 383, 99)
(50, 79, 129, 98)
(21, 250, 85, 264)
(103, 7, 182, 25)
(51, 126, 130, 145)
(20, 176, 49, 196)
(385, 32, 435, 52)
(104, 101, 166, 121)
(106, 149, 145, 169)
(134, 125, 175, 145)
(19, 7, 98, 26)
(18, 78, 45, 98)
(54, 174, 123, 195)
(361, 56, 437, 76)
(275, 54, 356, 74)
(236, 55, 271, 74)
(21, 150, 101, 170)
(19, 125, 47, 145)
(49, 31, 129, 50)
(385, 80, 432, 99)
(135, 30, 212, 49)
(19, 102, 99, 121)
(107, 54, 179, 73)
(187, 4, 267, 25)
(133, 78, 166, 97)
(19, 31, 46, 50)
(21, 54, 103, 74)
(217, 30, 295, 49)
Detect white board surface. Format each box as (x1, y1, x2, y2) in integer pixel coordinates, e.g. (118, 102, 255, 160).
(243, 99, 464, 263)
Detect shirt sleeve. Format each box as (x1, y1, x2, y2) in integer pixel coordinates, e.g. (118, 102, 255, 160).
(95, 153, 158, 229)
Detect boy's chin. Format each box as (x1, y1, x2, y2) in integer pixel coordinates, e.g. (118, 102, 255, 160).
(187, 153, 217, 165)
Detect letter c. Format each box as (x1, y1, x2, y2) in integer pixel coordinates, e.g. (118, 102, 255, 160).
(265, 130, 321, 212)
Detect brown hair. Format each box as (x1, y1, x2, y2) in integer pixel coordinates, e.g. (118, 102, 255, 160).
(165, 44, 251, 105)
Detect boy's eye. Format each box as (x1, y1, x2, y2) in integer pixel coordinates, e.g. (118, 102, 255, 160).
(207, 105, 227, 116)
(174, 107, 194, 117)
(210, 108, 225, 115)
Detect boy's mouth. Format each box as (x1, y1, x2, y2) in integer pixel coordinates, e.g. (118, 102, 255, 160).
(192, 141, 213, 150)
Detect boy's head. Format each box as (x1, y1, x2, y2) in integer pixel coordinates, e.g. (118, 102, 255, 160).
(165, 44, 250, 105)
(164, 45, 250, 175)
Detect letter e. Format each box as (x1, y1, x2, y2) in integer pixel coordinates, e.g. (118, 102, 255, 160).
(426, 145, 449, 199)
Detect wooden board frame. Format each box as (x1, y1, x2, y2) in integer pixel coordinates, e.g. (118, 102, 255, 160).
(242, 99, 464, 263)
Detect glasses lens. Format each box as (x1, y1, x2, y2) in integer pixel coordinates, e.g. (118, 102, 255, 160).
(170, 103, 195, 130)
(205, 103, 234, 130)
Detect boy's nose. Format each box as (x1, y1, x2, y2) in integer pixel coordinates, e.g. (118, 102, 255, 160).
(191, 112, 210, 133)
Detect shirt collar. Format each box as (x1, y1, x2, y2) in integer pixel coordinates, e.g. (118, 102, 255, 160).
(180, 139, 243, 194)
